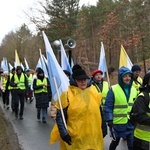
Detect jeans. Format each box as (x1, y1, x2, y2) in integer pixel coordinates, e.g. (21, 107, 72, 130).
(37, 108, 47, 121)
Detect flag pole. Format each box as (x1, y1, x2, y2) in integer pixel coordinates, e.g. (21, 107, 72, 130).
(106, 71, 111, 88)
(53, 77, 67, 129)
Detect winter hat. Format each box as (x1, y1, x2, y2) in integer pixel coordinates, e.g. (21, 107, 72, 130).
(36, 67, 42, 73)
(37, 68, 44, 74)
(72, 64, 82, 72)
(72, 69, 89, 80)
(92, 69, 103, 77)
(131, 65, 141, 72)
(16, 66, 23, 71)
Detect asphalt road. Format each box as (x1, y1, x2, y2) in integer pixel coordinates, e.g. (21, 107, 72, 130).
(0, 97, 128, 150)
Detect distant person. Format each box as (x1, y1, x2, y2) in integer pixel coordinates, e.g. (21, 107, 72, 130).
(104, 66, 137, 150)
(50, 69, 104, 149)
(130, 72, 150, 150)
(0, 68, 4, 97)
(10, 66, 28, 120)
(131, 65, 142, 94)
(33, 68, 51, 123)
(8, 67, 16, 111)
(24, 68, 34, 103)
(0, 71, 10, 109)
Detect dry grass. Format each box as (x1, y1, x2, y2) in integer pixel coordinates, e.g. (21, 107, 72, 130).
(0, 108, 21, 150)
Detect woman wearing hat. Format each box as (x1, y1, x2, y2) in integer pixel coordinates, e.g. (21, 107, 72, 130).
(131, 64, 142, 94)
(33, 68, 51, 123)
(50, 69, 104, 149)
(91, 69, 109, 138)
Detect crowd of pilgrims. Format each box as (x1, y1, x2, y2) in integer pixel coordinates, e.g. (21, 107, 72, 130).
(0, 64, 149, 150)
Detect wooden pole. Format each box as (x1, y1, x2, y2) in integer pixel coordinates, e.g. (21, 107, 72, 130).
(53, 77, 67, 129)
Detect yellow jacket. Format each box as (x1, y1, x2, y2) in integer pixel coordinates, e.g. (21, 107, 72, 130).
(50, 85, 104, 150)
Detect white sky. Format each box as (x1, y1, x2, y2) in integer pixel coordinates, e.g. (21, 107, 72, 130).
(0, 0, 98, 44)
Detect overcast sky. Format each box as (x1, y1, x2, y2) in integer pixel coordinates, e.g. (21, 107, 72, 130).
(0, 0, 98, 44)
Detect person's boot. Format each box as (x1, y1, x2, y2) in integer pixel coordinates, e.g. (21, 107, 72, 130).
(42, 117, 46, 123)
(19, 115, 23, 120)
(15, 112, 18, 118)
(37, 112, 40, 121)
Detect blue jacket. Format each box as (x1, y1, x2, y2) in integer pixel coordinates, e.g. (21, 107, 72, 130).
(104, 66, 134, 138)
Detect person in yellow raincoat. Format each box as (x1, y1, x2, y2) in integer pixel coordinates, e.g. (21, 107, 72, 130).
(50, 69, 104, 150)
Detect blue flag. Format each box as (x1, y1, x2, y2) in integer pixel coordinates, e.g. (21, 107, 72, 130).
(42, 31, 69, 101)
(1, 57, 9, 72)
(98, 42, 108, 78)
(39, 49, 49, 77)
(60, 39, 72, 74)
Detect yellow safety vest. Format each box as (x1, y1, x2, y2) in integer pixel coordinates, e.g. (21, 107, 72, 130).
(93, 81, 109, 106)
(14, 73, 26, 90)
(112, 84, 137, 124)
(34, 78, 48, 93)
(1, 76, 7, 90)
(132, 77, 142, 94)
(134, 93, 150, 142)
(8, 73, 17, 90)
(26, 74, 32, 86)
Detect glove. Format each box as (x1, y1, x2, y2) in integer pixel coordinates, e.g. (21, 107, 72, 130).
(107, 120, 113, 128)
(62, 134, 72, 145)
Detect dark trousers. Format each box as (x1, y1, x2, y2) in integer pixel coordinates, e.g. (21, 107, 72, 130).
(133, 137, 149, 150)
(11, 90, 15, 110)
(2, 90, 10, 105)
(109, 133, 133, 150)
(14, 92, 25, 117)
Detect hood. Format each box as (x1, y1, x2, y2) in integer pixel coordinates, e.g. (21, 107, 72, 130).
(118, 66, 133, 87)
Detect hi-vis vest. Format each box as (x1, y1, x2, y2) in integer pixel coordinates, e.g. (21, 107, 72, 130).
(132, 77, 142, 94)
(93, 81, 109, 106)
(134, 93, 150, 142)
(34, 78, 48, 93)
(14, 73, 26, 90)
(26, 74, 32, 86)
(1, 76, 7, 91)
(112, 84, 137, 124)
(8, 73, 17, 90)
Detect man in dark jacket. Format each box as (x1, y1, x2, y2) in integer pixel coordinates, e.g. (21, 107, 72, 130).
(131, 72, 150, 150)
(10, 66, 28, 120)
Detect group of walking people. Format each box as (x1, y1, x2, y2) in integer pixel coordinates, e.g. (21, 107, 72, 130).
(0, 63, 149, 150)
(50, 64, 150, 150)
(0, 66, 51, 123)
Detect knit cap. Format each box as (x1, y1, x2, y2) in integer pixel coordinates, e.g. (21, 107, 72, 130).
(131, 65, 141, 72)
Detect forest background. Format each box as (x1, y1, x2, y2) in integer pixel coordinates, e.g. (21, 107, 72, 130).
(0, 0, 150, 79)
